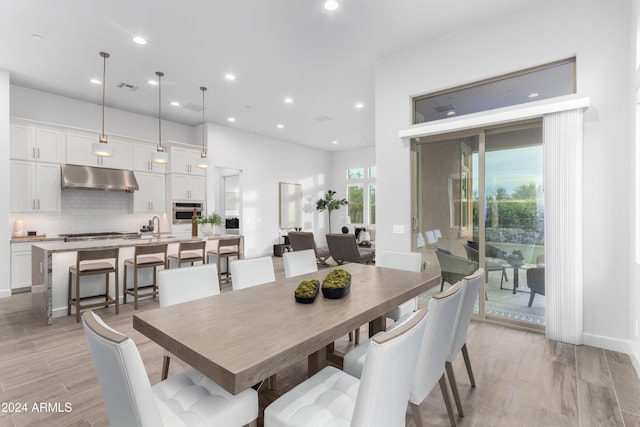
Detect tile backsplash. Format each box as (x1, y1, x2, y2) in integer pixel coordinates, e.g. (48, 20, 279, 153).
(10, 190, 170, 236)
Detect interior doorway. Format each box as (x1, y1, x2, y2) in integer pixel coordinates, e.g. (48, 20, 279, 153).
(212, 167, 242, 235)
(413, 120, 544, 330)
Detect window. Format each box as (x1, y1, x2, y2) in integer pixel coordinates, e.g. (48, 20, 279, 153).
(346, 165, 376, 225)
(413, 58, 576, 124)
(347, 168, 365, 180)
(347, 184, 364, 224)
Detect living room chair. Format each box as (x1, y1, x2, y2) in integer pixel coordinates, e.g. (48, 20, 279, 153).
(377, 249, 422, 321)
(82, 310, 258, 427)
(445, 268, 483, 418)
(342, 282, 464, 427)
(435, 248, 478, 291)
(287, 231, 331, 266)
(325, 233, 375, 265)
(264, 307, 428, 427)
(157, 264, 221, 380)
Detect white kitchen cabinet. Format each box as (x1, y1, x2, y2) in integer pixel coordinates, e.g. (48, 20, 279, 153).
(168, 174, 205, 201)
(10, 123, 66, 163)
(167, 145, 206, 176)
(133, 172, 166, 212)
(66, 133, 133, 169)
(10, 160, 61, 213)
(133, 143, 166, 173)
(11, 242, 33, 290)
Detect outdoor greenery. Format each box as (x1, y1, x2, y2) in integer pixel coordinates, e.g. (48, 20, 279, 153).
(473, 182, 541, 231)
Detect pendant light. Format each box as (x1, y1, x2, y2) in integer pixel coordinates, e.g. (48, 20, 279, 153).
(92, 52, 113, 157)
(196, 86, 210, 169)
(152, 71, 169, 164)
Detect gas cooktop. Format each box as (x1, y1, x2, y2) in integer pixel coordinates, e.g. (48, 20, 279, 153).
(59, 232, 140, 242)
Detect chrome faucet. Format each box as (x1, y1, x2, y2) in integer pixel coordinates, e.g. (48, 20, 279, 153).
(152, 216, 161, 239)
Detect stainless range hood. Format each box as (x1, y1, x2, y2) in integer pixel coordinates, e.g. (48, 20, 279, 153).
(61, 164, 139, 192)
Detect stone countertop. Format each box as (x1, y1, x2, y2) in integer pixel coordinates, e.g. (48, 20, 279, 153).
(31, 233, 240, 253)
(10, 235, 64, 243)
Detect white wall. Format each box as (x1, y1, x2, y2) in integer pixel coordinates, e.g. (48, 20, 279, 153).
(205, 122, 332, 257)
(630, 0, 640, 373)
(0, 71, 11, 297)
(10, 85, 196, 145)
(375, 0, 632, 347)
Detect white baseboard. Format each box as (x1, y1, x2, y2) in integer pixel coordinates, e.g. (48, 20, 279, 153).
(0, 289, 12, 298)
(583, 333, 640, 378)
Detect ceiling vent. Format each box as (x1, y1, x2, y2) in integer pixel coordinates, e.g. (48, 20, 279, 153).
(182, 103, 202, 112)
(117, 82, 139, 91)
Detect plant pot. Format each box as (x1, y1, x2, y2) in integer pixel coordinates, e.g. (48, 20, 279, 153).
(321, 280, 351, 299)
(295, 285, 319, 304)
(200, 224, 214, 236)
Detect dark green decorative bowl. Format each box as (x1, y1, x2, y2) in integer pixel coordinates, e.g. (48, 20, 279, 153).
(294, 280, 320, 304)
(321, 269, 352, 299)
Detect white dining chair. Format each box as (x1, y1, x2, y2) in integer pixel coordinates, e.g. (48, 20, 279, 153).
(229, 256, 275, 290)
(157, 263, 221, 380)
(445, 268, 483, 418)
(282, 249, 317, 278)
(377, 249, 422, 321)
(264, 306, 429, 427)
(82, 310, 258, 427)
(343, 281, 463, 427)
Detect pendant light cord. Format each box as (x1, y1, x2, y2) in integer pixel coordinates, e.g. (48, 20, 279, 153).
(201, 86, 207, 156)
(99, 52, 109, 142)
(157, 71, 164, 151)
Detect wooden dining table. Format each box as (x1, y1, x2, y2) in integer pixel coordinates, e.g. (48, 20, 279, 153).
(133, 261, 441, 395)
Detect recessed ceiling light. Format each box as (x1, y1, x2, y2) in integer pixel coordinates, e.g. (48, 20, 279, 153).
(284, 97, 293, 104)
(355, 102, 364, 109)
(277, 124, 284, 129)
(171, 101, 180, 107)
(332, 140, 339, 144)
(133, 36, 147, 45)
(225, 74, 236, 81)
(528, 92, 540, 98)
(227, 117, 236, 122)
(324, 0, 339, 11)
(90, 79, 102, 85)
(148, 80, 158, 86)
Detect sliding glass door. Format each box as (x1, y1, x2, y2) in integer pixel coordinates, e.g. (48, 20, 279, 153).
(413, 120, 544, 330)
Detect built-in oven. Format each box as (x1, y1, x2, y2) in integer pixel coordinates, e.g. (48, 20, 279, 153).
(172, 202, 204, 224)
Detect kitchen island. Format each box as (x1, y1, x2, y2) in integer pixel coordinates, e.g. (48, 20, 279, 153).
(31, 234, 244, 325)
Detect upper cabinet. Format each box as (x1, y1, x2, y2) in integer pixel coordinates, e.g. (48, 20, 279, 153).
(167, 145, 206, 176)
(133, 143, 166, 173)
(66, 132, 133, 170)
(10, 160, 61, 213)
(10, 123, 66, 163)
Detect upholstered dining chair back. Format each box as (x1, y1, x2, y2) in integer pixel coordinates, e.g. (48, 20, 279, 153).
(378, 250, 422, 321)
(377, 249, 421, 272)
(83, 310, 259, 427)
(448, 269, 483, 362)
(230, 256, 276, 290)
(410, 281, 463, 403)
(325, 233, 375, 265)
(351, 307, 428, 426)
(82, 310, 162, 427)
(282, 249, 318, 278)
(158, 263, 220, 308)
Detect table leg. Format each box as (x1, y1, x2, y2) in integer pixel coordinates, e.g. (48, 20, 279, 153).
(513, 267, 519, 294)
(369, 316, 385, 337)
(308, 346, 327, 377)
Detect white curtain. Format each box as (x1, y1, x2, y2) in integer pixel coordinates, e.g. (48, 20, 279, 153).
(543, 108, 585, 344)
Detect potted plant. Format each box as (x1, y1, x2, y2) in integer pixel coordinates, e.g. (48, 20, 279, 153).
(196, 212, 223, 236)
(316, 190, 348, 233)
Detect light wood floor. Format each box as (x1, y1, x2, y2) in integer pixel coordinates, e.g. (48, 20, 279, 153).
(1, 258, 640, 426)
